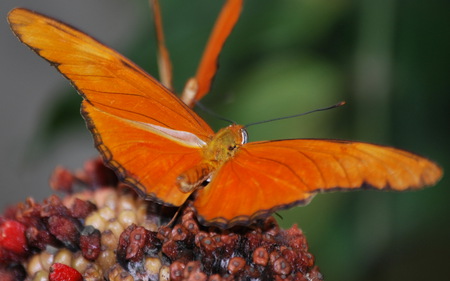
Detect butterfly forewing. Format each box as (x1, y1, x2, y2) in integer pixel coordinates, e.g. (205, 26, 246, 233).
(8, 8, 213, 140)
(8, 8, 215, 205)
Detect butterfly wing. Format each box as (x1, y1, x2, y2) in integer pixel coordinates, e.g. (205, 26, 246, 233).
(9, 8, 215, 206)
(194, 139, 442, 227)
(181, 0, 243, 106)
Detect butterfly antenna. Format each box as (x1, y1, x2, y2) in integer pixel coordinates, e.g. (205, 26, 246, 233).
(245, 101, 346, 128)
(274, 212, 284, 220)
(195, 101, 236, 124)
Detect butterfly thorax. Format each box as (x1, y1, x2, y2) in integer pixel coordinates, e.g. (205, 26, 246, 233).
(205, 124, 247, 161)
(177, 124, 247, 193)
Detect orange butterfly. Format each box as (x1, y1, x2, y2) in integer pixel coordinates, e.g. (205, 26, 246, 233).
(8, 6, 442, 228)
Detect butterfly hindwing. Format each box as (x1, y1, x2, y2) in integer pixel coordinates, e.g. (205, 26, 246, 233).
(83, 103, 207, 206)
(194, 139, 442, 227)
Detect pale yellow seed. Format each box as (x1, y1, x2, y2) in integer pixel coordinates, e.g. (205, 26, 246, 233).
(31, 270, 49, 281)
(98, 206, 116, 221)
(102, 189, 119, 210)
(107, 264, 122, 279)
(114, 273, 134, 281)
(144, 257, 162, 275)
(106, 219, 125, 239)
(54, 248, 73, 266)
(85, 212, 107, 232)
(84, 263, 103, 281)
(39, 251, 54, 271)
(122, 274, 135, 281)
(97, 249, 116, 271)
(141, 220, 158, 232)
(108, 264, 134, 281)
(118, 209, 137, 227)
(27, 254, 43, 277)
(118, 194, 136, 212)
(71, 252, 90, 274)
(136, 204, 147, 224)
(159, 265, 170, 281)
(91, 188, 113, 207)
(101, 229, 119, 250)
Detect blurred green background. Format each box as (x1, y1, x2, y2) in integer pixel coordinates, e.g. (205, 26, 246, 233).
(2, 0, 449, 280)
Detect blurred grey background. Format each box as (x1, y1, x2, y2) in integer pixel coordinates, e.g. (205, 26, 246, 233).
(1, 0, 449, 280)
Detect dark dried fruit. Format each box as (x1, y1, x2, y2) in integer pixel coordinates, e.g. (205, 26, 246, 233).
(170, 261, 185, 281)
(80, 226, 101, 261)
(77, 157, 118, 187)
(70, 198, 97, 219)
(253, 247, 269, 266)
(41, 196, 70, 217)
(49, 166, 74, 193)
(25, 226, 60, 250)
(0, 264, 26, 281)
(273, 257, 292, 275)
(46, 215, 80, 248)
(183, 219, 199, 235)
(184, 261, 201, 276)
(172, 225, 189, 242)
(227, 257, 246, 275)
(208, 274, 223, 281)
(126, 226, 148, 261)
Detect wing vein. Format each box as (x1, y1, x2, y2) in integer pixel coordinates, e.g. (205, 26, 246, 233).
(355, 146, 419, 185)
(236, 149, 308, 188)
(331, 154, 352, 187)
(294, 150, 327, 188)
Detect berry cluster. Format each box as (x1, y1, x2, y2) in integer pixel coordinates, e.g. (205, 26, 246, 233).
(0, 158, 322, 280)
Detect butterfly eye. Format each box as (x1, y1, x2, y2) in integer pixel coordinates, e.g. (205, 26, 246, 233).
(241, 129, 248, 144)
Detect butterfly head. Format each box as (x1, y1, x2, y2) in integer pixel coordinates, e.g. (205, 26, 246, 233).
(202, 124, 247, 162)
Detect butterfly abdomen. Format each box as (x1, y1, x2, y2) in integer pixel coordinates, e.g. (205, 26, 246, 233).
(177, 162, 214, 193)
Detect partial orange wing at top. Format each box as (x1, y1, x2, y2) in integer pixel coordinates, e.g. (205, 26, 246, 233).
(181, 0, 243, 107)
(194, 139, 442, 227)
(151, 0, 174, 90)
(8, 8, 215, 206)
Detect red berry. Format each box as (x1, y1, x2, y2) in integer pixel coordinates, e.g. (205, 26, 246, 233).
(0, 220, 27, 254)
(49, 263, 83, 281)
